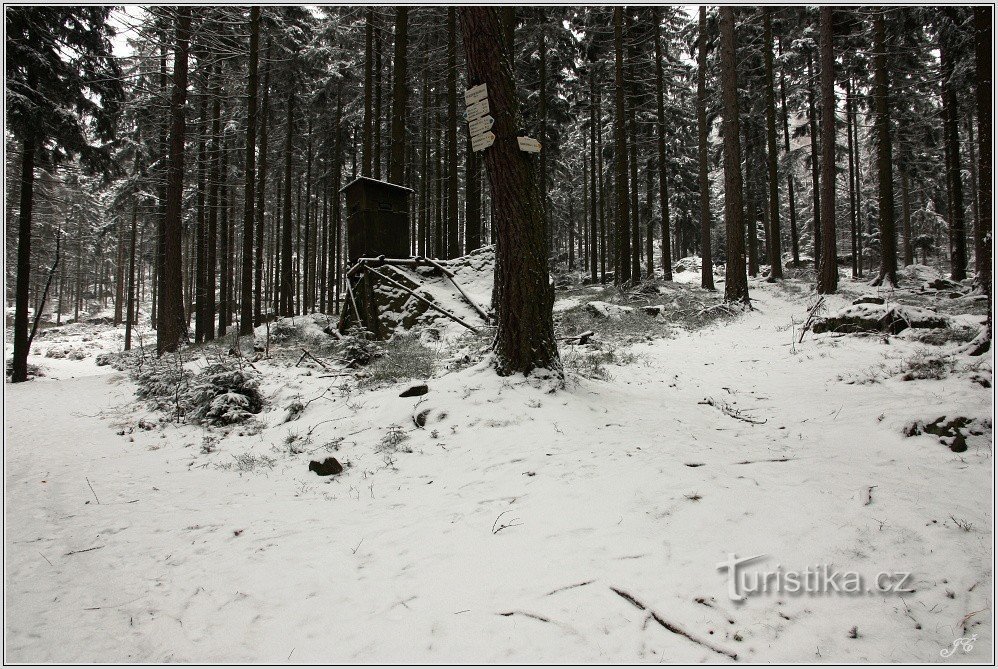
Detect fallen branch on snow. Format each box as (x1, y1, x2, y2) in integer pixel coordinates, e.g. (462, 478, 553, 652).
(699, 397, 767, 425)
(610, 587, 738, 660)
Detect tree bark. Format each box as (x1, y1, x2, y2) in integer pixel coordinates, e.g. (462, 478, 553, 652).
(807, 51, 822, 269)
(255, 36, 271, 326)
(447, 8, 459, 258)
(872, 10, 897, 287)
(613, 8, 631, 286)
(238, 5, 259, 336)
(779, 35, 800, 267)
(11, 127, 35, 382)
(941, 8, 967, 281)
(763, 9, 783, 280)
(817, 6, 838, 294)
(697, 7, 715, 291)
(388, 7, 408, 185)
(158, 8, 192, 355)
(281, 92, 295, 316)
(974, 6, 992, 339)
(362, 9, 374, 178)
(719, 7, 749, 305)
(650, 9, 673, 281)
(458, 6, 561, 377)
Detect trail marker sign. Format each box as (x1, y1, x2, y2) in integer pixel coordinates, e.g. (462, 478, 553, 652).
(517, 136, 541, 153)
(464, 83, 488, 106)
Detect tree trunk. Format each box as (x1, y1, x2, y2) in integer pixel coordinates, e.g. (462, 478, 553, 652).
(807, 52, 822, 269)
(697, 7, 715, 290)
(901, 168, 913, 266)
(872, 10, 897, 287)
(719, 7, 749, 305)
(238, 6, 260, 336)
(817, 6, 838, 294)
(652, 8, 674, 281)
(458, 6, 560, 377)
(281, 92, 295, 317)
(974, 6, 992, 339)
(219, 135, 230, 335)
(11, 128, 35, 382)
(388, 7, 408, 185)
(941, 9, 967, 281)
(206, 65, 220, 340)
(589, 65, 599, 284)
(194, 86, 207, 343)
(846, 78, 859, 277)
(158, 8, 192, 355)
(447, 8, 459, 258)
(613, 8, 631, 286)
(125, 198, 138, 350)
(539, 13, 549, 254)
(362, 9, 374, 178)
(763, 10, 783, 280)
(255, 36, 271, 326)
(779, 36, 800, 267)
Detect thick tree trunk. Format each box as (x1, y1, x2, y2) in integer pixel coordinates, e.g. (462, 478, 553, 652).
(158, 8, 192, 355)
(458, 6, 560, 377)
(388, 7, 408, 185)
(11, 129, 35, 382)
(613, 8, 631, 286)
(719, 7, 749, 305)
(872, 11, 897, 287)
(697, 7, 715, 290)
(974, 6, 992, 339)
(941, 9, 967, 281)
(817, 7, 838, 294)
(447, 8, 459, 258)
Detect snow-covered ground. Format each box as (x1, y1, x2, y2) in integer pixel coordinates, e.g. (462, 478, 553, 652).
(4, 273, 993, 663)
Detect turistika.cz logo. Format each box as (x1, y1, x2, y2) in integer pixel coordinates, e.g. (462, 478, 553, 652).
(717, 553, 914, 602)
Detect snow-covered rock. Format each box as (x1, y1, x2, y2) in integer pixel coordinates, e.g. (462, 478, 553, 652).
(813, 302, 950, 335)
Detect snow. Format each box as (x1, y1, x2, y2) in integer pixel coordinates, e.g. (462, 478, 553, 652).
(4, 274, 993, 663)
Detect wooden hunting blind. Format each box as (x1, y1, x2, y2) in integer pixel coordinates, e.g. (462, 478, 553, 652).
(341, 176, 413, 262)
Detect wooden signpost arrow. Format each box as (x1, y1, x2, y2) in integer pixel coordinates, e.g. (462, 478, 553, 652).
(468, 115, 494, 135)
(466, 97, 489, 120)
(471, 131, 495, 151)
(464, 83, 488, 106)
(517, 136, 541, 153)
(466, 84, 494, 153)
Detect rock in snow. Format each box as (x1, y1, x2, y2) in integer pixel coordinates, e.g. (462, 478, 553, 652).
(813, 302, 949, 335)
(585, 301, 635, 319)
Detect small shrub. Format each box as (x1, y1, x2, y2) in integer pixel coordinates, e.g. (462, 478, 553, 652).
(360, 333, 437, 388)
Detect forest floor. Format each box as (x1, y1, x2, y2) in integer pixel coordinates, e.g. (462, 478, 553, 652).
(4, 262, 993, 663)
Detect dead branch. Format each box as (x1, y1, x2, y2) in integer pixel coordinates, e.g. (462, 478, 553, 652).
(610, 587, 738, 660)
(699, 397, 767, 425)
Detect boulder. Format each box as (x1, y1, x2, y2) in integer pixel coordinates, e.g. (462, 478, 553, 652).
(585, 301, 635, 320)
(309, 457, 344, 476)
(813, 303, 949, 335)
